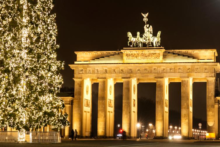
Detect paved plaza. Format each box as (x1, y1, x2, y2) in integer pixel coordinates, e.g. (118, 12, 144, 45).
(1, 140, 220, 147)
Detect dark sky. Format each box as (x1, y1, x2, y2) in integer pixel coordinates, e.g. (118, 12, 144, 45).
(54, 0, 220, 87)
(53, 0, 220, 124)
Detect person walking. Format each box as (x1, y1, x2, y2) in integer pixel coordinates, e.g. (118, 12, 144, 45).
(75, 129, 78, 140)
(71, 129, 74, 141)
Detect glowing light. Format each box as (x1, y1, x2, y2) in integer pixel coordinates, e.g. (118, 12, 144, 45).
(136, 123, 141, 128)
(18, 129, 25, 142)
(173, 135, 182, 139)
(0, 0, 69, 138)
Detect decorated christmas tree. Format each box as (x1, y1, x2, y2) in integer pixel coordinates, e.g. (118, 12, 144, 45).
(0, 0, 69, 132)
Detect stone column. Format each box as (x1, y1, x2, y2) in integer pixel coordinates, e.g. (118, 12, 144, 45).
(61, 109, 65, 137)
(218, 101, 220, 139)
(81, 78, 92, 137)
(122, 78, 137, 137)
(98, 78, 115, 137)
(73, 78, 92, 137)
(65, 103, 72, 138)
(155, 78, 169, 138)
(106, 78, 115, 137)
(97, 79, 106, 137)
(73, 79, 82, 136)
(181, 78, 193, 138)
(207, 77, 215, 134)
(130, 78, 137, 138)
(215, 100, 218, 139)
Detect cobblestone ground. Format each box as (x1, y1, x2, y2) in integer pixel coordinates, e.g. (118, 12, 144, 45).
(1, 140, 220, 147)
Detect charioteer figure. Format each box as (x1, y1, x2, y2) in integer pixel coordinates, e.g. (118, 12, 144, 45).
(127, 12, 161, 47)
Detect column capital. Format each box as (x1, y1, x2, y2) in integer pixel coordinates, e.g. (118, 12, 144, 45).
(181, 77, 193, 81)
(122, 78, 131, 81)
(206, 77, 216, 81)
(97, 78, 106, 82)
(155, 77, 170, 80)
(155, 78, 170, 84)
(155, 77, 165, 80)
(73, 78, 83, 81)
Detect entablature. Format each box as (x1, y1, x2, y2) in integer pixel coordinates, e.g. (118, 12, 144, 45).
(73, 48, 218, 64)
(70, 63, 219, 80)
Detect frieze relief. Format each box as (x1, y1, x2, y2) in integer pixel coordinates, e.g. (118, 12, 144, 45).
(137, 69, 141, 73)
(87, 68, 92, 74)
(169, 68, 174, 73)
(125, 53, 160, 60)
(79, 68, 84, 74)
(204, 67, 209, 73)
(186, 68, 191, 73)
(144, 68, 151, 73)
(128, 69, 133, 74)
(84, 99, 90, 108)
(95, 69, 99, 74)
(161, 68, 166, 73)
(76, 66, 213, 75)
(108, 99, 113, 108)
(153, 67, 158, 73)
(104, 69, 108, 74)
(177, 67, 183, 73)
(195, 67, 200, 73)
(120, 68, 125, 74)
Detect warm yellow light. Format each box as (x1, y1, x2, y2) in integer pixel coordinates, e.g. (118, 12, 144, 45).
(136, 123, 140, 128)
(206, 133, 215, 139)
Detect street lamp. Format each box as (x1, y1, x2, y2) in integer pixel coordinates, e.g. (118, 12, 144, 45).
(137, 123, 140, 128)
(198, 123, 202, 140)
(137, 123, 141, 139)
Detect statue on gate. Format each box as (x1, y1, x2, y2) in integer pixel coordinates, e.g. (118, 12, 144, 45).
(127, 13, 161, 47)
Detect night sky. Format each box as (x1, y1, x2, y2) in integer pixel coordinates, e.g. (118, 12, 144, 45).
(53, 0, 220, 129)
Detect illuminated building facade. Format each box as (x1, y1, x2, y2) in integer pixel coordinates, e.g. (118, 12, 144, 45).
(68, 13, 220, 139)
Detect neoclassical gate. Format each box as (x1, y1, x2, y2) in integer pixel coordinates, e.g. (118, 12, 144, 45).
(69, 13, 220, 138)
(69, 47, 220, 138)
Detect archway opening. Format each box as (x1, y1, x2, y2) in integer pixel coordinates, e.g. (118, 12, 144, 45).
(193, 82, 207, 131)
(169, 83, 181, 127)
(92, 83, 98, 137)
(114, 83, 123, 137)
(137, 83, 156, 138)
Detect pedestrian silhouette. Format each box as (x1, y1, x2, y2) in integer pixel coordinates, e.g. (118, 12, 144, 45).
(71, 129, 74, 141)
(75, 129, 78, 140)
(122, 131, 126, 140)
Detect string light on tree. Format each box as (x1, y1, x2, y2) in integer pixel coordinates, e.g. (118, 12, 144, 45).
(0, 0, 69, 139)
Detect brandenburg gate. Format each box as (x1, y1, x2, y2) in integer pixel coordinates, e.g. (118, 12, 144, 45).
(69, 13, 220, 139)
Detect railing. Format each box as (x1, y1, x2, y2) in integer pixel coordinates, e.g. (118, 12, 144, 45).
(0, 131, 18, 142)
(0, 131, 61, 143)
(32, 132, 61, 143)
